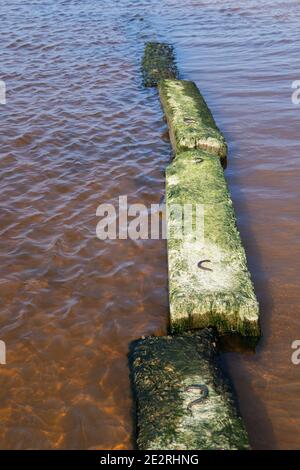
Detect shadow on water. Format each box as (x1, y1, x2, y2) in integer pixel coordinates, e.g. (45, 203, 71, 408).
(219, 135, 276, 449)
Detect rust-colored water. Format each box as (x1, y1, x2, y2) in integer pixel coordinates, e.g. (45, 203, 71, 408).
(0, 0, 300, 449)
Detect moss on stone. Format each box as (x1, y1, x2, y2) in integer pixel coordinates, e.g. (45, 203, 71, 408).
(166, 150, 260, 338)
(159, 80, 227, 163)
(142, 43, 179, 87)
(130, 330, 250, 450)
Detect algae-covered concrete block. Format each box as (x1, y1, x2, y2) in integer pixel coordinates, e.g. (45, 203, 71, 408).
(166, 150, 260, 337)
(159, 79, 227, 162)
(131, 330, 250, 450)
(142, 42, 179, 87)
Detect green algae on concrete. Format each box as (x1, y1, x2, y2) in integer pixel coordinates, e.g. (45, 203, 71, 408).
(130, 330, 250, 450)
(142, 42, 179, 87)
(159, 79, 227, 163)
(166, 150, 260, 337)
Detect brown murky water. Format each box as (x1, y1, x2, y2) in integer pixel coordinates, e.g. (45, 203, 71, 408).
(0, 0, 300, 449)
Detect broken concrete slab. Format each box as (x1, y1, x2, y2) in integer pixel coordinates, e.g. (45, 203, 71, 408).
(166, 150, 260, 337)
(159, 79, 227, 163)
(142, 42, 179, 87)
(130, 330, 250, 450)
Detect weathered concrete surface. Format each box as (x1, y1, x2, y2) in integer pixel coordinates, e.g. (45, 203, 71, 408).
(142, 43, 179, 87)
(166, 150, 260, 337)
(131, 330, 250, 450)
(159, 79, 227, 163)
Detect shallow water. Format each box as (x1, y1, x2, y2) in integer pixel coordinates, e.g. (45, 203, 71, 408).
(0, 0, 300, 449)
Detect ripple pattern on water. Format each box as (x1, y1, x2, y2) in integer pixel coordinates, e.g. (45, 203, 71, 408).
(1, 0, 300, 449)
